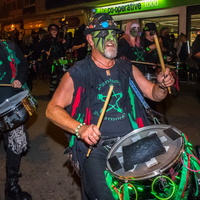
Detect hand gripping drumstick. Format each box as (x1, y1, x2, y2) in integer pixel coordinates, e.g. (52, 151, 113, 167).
(86, 85, 114, 157)
(154, 34, 171, 94)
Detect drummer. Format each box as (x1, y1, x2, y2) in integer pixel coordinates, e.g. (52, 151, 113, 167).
(46, 13, 175, 200)
(0, 37, 32, 199)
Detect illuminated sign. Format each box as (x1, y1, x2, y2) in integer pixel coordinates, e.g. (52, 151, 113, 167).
(95, 0, 168, 15)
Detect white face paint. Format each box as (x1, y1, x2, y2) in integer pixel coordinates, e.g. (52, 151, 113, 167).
(130, 23, 141, 37)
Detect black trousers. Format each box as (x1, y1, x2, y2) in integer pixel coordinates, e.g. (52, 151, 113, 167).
(81, 144, 114, 200)
(0, 127, 28, 170)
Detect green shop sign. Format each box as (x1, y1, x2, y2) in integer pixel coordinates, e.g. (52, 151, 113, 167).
(95, 0, 199, 15)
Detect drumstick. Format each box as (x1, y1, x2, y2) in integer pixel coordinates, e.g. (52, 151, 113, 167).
(154, 35, 171, 94)
(0, 84, 13, 87)
(25, 51, 33, 58)
(131, 60, 175, 69)
(131, 60, 155, 65)
(86, 85, 114, 157)
(47, 45, 52, 60)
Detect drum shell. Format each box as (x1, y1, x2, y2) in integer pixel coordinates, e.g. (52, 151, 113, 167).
(0, 91, 37, 132)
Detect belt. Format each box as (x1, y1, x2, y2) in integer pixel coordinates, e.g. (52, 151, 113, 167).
(98, 136, 121, 146)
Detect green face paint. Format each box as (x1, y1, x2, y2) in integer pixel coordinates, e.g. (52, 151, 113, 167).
(92, 30, 118, 59)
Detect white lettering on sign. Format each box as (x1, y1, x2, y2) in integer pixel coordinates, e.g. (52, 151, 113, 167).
(144, 0, 158, 7)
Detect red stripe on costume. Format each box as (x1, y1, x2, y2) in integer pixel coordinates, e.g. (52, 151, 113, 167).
(85, 108, 92, 125)
(71, 87, 84, 117)
(10, 58, 16, 79)
(136, 118, 145, 128)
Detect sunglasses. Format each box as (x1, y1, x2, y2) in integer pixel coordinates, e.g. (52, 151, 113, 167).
(50, 28, 58, 31)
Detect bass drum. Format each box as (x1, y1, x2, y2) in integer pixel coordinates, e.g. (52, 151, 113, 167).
(0, 90, 37, 132)
(106, 125, 198, 199)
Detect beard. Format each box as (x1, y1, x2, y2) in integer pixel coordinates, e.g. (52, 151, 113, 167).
(102, 40, 118, 59)
(103, 48, 117, 59)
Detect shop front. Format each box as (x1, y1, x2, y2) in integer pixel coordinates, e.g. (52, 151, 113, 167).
(23, 9, 89, 37)
(94, 0, 200, 45)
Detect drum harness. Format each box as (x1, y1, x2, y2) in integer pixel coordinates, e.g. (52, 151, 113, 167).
(129, 78, 161, 125)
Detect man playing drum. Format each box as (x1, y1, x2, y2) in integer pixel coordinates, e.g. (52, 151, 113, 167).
(46, 13, 174, 200)
(0, 37, 32, 199)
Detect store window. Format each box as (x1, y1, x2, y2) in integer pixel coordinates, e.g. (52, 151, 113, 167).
(190, 14, 200, 44)
(187, 5, 200, 46)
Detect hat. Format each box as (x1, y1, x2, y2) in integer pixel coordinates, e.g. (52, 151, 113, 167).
(83, 13, 123, 36)
(48, 24, 59, 32)
(143, 23, 157, 31)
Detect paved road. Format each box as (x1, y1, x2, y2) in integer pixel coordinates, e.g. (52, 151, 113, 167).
(0, 78, 200, 200)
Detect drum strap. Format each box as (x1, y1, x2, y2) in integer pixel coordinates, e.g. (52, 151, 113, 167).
(129, 79, 161, 124)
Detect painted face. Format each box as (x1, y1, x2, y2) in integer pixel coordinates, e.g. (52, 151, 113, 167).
(146, 30, 156, 37)
(130, 23, 141, 37)
(92, 30, 118, 59)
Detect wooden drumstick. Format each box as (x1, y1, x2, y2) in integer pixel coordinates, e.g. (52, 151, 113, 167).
(0, 84, 13, 87)
(131, 60, 175, 69)
(25, 51, 33, 58)
(47, 45, 52, 60)
(154, 34, 171, 94)
(86, 85, 114, 157)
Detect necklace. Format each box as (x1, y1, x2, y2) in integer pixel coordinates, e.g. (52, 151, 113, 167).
(91, 56, 115, 68)
(91, 56, 115, 76)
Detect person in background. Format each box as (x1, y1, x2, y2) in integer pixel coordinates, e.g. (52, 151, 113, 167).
(141, 22, 159, 80)
(177, 34, 189, 63)
(0, 36, 32, 200)
(192, 34, 200, 83)
(46, 13, 174, 200)
(117, 19, 147, 75)
(159, 26, 176, 63)
(34, 24, 66, 98)
(72, 24, 88, 61)
(59, 18, 73, 53)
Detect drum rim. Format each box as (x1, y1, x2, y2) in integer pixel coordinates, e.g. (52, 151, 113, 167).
(0, 90, 29, 115)
(106, 124, 184, 181)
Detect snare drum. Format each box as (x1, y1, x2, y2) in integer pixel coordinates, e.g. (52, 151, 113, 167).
(106, 125, 198, 199)
(0, 90, 37, 132)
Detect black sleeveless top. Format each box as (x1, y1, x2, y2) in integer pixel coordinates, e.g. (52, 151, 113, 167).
(89, 62, 133, 137)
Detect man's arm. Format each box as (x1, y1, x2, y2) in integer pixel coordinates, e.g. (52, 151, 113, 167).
(194, 52, 200, 59)
(14, 42, 29, 84)
(46, 72, 101, 145)
(132, 65, 174, 102)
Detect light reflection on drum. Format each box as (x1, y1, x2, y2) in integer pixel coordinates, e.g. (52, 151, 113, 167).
(0, 90, 37, 132)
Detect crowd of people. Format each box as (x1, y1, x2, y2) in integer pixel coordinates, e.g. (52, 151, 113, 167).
(1, 17, 200, 95)
(0, 13, 200, 200)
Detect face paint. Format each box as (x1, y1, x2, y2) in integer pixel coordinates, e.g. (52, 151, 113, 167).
(92, 30, 118, 59)
(130, 23, 141, 37)
(149, 30, 156, 36)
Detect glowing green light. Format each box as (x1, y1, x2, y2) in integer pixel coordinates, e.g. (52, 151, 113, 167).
(188, 143, 192, 147)
(137, 186, 144, 192)
(113, 181, 118, 186)
(128, 186, 133, 190)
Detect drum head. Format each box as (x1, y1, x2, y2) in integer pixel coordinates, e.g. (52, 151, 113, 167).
(107, 124, 183, 181)
(0, 90, 29, 114)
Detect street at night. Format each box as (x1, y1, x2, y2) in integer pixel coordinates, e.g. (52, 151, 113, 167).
(1, 77, 200, 200)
